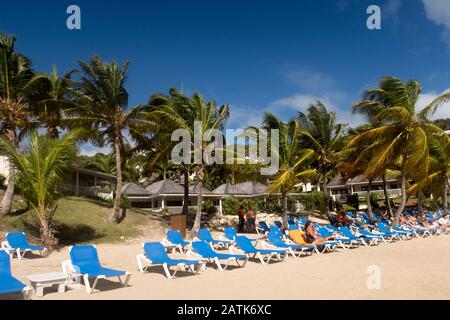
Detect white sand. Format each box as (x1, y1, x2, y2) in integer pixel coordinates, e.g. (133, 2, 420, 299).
(4, 234, 450, 300)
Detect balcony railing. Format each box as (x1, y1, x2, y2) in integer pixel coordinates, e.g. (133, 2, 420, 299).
(64, 184, 113, 200)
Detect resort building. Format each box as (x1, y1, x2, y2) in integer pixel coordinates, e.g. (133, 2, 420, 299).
(327, 174, 401, 203)
(0, 156, 116, 200)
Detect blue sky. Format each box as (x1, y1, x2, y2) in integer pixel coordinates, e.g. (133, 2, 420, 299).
(2, 0, 450, 155)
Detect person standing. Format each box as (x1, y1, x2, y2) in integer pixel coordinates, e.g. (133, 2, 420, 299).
(237, 205, 245, 232)
(246, 207, 256, 233)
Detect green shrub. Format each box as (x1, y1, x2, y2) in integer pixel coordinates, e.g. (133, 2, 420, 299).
(223, 197, 240, 215)
(259, 199, 282, 213)
(296, 191, 327, 213)
(347, 194, 360, 210)
(202, 200, 218, 214)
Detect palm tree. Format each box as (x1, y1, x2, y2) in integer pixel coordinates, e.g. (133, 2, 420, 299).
(262, 113, 315, 228)
(0, 32, 38, 215)
(409, 132, 450, 213)
(86, 153, 116, 175)
(0, 131, 78, 248)
(351, 76, 450, 225)
(151, 89, 229, 234)
(28, 65, 76, 138)
(65, 56, 154, 224)
(297, 101, 346, 213)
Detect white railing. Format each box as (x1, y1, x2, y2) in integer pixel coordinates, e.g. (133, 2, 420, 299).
(64, 184, 113, 199)
(353, 189, 401, 197)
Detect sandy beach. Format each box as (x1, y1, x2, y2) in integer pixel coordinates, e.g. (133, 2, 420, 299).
(3, 233, 450, 300)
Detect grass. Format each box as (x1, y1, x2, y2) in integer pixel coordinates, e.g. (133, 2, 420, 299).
(0, 196, 151, 245)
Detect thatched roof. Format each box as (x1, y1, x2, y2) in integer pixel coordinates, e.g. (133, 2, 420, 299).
(122, 183, 150, 196)
(145, 180, 211, 195)
(212, 181, 268, 195)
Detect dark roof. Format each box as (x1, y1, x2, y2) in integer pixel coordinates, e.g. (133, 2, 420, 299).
(212, 181, 268, 195)
(69, 163, 116, 180)
(122, 183, 149, 196)
(146, 180, 184, 195)
(347, 174, 399, 185)
(146, 180, 211, 195)
(327, 174, 348, 188)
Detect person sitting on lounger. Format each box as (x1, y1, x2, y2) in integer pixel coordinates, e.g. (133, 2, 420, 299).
(304, 221, 333, 244)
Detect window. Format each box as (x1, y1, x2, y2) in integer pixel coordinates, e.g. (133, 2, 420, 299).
(166, 200, 183, 207)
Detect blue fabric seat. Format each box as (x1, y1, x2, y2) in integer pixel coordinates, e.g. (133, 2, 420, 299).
(0, 250, 29, 298)
(223, 227, 257, 242)
(2, 232, 47, 259)
(69, 245, 130, 293)
(265, 232, 313, 258)
(197, 228, 232, 247)
(233, 236, 287, 264)
(138, 242, 204, 279)
(190, 241, 248, 270)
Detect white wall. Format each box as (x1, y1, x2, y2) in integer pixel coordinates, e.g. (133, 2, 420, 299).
(0, 156, 10, 183)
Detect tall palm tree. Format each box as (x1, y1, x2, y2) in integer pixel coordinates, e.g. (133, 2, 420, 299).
(27, 65, 76, 138)
(262, 113, 315, 228)
(409, 132, 450, 213)
(0, 32, 37, 215)
(65, 56, 154, 224)
(0, 131, 78, 248)
(351, 76, 450, 225)
(151, 89, 229, 234)
(297, 101, 346, 213)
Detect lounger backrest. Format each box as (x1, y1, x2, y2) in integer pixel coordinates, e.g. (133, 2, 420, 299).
(70, 245, 101, 271)
(340, 227, 354, 238)
(317, 227, 332, 238)
(235, 236, 257, 253)
(269, 225, 282, 235)
(288, 224, 299, 231)
(167, 230, 185, 245)
(223, 227, 237, 240)
(274, 221, 282, 229)
(143, 242, 171, 263)
(289, 229, 310, 246)
(197, 229, 213, 242)
(0, 250, 11, 275)
(376, 223, 390, 233)
(192, 241, 216, 257)
(267, 232, 285, 247)
(258, 221, 269, 231)
(6, 232, 29, 248)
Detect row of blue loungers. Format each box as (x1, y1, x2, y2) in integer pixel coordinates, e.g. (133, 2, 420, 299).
(2, 210, 449, 298)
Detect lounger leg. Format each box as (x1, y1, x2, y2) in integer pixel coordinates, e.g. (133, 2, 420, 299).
(256, 252, 268, 264)
(22, 287, 32, 300)
(163, 263, 176, 279)
(17, 249, 22, 260)
(136, 254, 145, 272)
(118, 273, 131, 287)
(214, 257, 224, 271)
(83, 274, 92, 294)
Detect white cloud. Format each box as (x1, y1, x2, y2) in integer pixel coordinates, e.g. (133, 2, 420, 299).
(422, 0, 450, 47)
(227, 104, 264, 128)
(78, 144, 111, 157)
(416, 89, 450, 119)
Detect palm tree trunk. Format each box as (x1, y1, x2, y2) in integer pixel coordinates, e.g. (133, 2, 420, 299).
(109, 135, 123, 224)
(322, 174, 330, 214)
(382, 174, 393, 218)
(39, 208, 58, 249)
(366, 179, 374, 222)
(0, 130, 18, 216)
(442, 177, 448, 213)
(418, 191, 424, 215)
(394, 151, 408, 226)
(281, 187, 288, 229)
(182, 165, 189, 215)
(192, 164, 204, 234)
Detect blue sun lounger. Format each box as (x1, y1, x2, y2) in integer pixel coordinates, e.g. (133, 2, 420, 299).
(375, 223, 402, 240)
(162, 230, 191, 253)
(1, 232, 48, 260)
(0, 250, 30, 299)
(263, 232, 314, 258)
(231, 236, 287, 264)
(188, 241, 248, 271)
(66, 245, 131, 293)
(339, 227, 370, 246)
(256, 221, 270, 235)
(223, 227, 257, 242)
(137, 242, 205, 279)
(194, 228, 233, 248)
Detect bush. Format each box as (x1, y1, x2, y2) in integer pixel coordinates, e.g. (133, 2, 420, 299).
(347, 194, 360, 210)
(222, 197, 261, 215)
(223, 197, 240, 215)
(259, 199, 282, 213)
(296, 191, 327, 213)
(202, 200, 218, 214)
